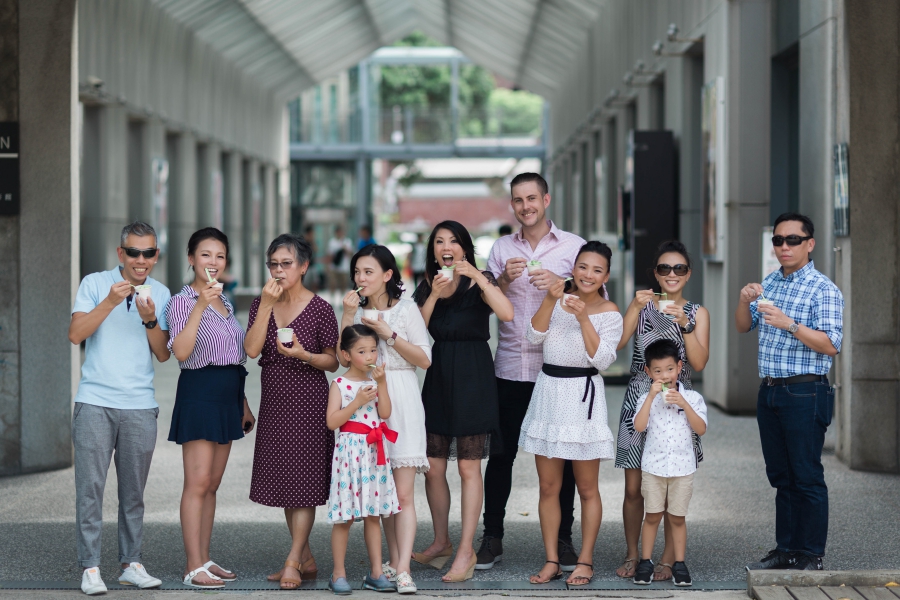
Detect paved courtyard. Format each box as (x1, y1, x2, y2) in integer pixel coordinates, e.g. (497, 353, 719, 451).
(1, 310, 898, 590)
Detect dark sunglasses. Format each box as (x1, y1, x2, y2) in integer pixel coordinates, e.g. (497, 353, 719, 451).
(121, 246, 159, 259)
(655, 264, 690, 276)
(771, 235, 812, 247)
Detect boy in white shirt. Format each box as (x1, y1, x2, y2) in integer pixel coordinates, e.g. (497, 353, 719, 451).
(631, 339, 708, 587)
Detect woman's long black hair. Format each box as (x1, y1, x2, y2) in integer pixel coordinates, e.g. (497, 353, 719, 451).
(349, 245, 405, 308)
(648, 239, 691, 294)
(566, 240, 613, 299)
(413, 220, 478, 307)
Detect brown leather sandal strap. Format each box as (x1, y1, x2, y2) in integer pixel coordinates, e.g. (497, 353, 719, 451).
(284, 560, 302, 570)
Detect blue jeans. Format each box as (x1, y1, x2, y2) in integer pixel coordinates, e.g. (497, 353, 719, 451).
(756, 380, 834, 558)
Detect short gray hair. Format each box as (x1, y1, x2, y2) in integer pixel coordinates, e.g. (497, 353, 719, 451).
(266, 233, 312, 265)
(121, 221, 157, 247)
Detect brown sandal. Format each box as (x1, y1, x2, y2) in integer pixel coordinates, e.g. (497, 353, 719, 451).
(268, 558, 317, 582)
(567, 562, 594, 586)
(616, 557, 638, 578)
(279, 560, 302, 590)
(654, 562, 673, 581)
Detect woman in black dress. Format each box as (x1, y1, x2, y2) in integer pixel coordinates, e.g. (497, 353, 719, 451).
(411, 221, 514, 582)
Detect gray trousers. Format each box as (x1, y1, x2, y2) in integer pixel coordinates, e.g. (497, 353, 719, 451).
(73, 403, 158, 568)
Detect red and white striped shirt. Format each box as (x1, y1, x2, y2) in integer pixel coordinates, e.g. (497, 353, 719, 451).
(166, 285, 247, 370)
(487, 221, 585, 382)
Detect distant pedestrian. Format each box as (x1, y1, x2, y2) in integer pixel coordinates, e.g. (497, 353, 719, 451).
(412, 220, 514, 582)
(68, 221, 170, 595)
(480, 172, 584, 573)
(166, 227, 256, 588)
(327, 226, 353, 297)
(737, 213, 843, 572)
(630, 339, 708, 587)
(304, 225, 321, 293)
(614, 240, 709, 581)
(498, 224, 513, 236)
(325, 325, 400, 594)
(410, 233, 427, 288)
(522, 242, 622, 587)
(244, 234, 340, 590)
(358, 224, 376, 251)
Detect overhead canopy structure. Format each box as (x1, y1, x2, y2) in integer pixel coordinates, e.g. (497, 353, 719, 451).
(151, 0, 604, 100)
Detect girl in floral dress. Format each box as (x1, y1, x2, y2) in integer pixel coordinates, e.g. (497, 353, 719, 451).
(326, 324, 400, 594)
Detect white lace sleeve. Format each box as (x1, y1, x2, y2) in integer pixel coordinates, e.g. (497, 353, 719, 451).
(404, 301, 432, 363)
(586, 311, 623, 371)
(526, 321, 550, 345)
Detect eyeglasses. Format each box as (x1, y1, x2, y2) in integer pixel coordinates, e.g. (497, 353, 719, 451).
(655, 264, 690, 276)
(121, 247, 159, 259)
(266, 260, 295, 270)
(771, 235, 812, 247)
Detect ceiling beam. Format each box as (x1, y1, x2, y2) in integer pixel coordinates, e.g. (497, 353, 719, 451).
(234, 0, 316, 89)
(514, 0, 546, 88)
(444, 0, 454, 48)
(359, 0, 384, 46)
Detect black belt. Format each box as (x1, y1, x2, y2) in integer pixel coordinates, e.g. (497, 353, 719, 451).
(762, 374, 827, 386)
(541, 364, 599, 419)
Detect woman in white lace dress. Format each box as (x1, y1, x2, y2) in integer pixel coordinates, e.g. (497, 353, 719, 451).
(339, 245, 431, 594)
(519, 241, 623, 587)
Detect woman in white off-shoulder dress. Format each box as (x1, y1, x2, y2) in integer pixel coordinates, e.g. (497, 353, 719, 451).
(519, 241, 623, 587)
(339, 245, 431, 593)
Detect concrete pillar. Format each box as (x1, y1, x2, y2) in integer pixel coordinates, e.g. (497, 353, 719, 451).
(197, 142, 223, 230)
(222, 151, 245, 287)
(80, 102, 128, 276)
(0, 0, 79, 475)
(243, 158, 261, 287)
(166, 132, 197, 289)
(841, 0, 900, 472)
(798, 0, 837, 278)
(263, 163, 277, 244)
(703, 0, 771, 412)
(122, 117, 169, 285)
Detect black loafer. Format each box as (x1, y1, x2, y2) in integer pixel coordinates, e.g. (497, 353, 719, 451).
(746, 548, 796, 571)
(789, 555, 823, 571)
(633, 559, 654, 585)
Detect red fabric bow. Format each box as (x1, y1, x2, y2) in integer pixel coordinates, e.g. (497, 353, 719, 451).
(340, 421, 398, 466)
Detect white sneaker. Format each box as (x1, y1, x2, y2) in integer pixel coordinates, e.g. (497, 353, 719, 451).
(396, 571, 417, 594)
(382, 562, 398, 582)
(81, 568, 107, 596)
(119, 562, 162, 589)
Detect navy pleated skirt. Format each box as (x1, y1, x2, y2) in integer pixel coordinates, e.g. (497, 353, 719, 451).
(168, 364, 248, 445)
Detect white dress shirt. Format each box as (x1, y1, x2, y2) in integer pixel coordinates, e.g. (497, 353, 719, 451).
(632, 382, 708, 477)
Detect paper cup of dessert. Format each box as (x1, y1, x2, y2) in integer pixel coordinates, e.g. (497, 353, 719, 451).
(440, 265, 454, 280)
(527, 260, 542, 274)
(133, 285, 152, 301)
(277, 328, 293, 344)
(362, 309, 380, 321)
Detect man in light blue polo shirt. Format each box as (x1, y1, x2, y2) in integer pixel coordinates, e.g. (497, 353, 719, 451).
(68, 221, 171, 595)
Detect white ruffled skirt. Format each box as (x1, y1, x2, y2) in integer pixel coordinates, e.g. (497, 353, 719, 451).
(519, 372, 615, 461)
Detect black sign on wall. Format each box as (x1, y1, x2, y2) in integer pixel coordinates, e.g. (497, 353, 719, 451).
(0, 122, 19, 216)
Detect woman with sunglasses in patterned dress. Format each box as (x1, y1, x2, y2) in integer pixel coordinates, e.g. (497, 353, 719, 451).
(613, 240, 710, 581)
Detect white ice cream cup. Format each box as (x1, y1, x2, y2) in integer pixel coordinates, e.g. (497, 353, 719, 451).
(757, 299, 774, 307)
(562, 294, 577, 307)
(277, 328, 293, 344)
(527, 261, 542, 274)
(658, 299, 675, 318)
(133, 285, 152, 302)
(362, 309, 379, 321)
(440, 267, 454, 281)
(211, 281, 223, 292)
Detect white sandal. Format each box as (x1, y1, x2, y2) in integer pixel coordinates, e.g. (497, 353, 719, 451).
(203, 560, 237, 581)
(183, 566, 224, 588)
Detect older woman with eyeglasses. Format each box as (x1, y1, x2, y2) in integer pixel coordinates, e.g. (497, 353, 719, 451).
(244, 234, 340, 590)
(613, 240, 710, 582)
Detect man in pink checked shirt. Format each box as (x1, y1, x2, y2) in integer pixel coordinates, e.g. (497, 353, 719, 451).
(477, 172, 586, 572)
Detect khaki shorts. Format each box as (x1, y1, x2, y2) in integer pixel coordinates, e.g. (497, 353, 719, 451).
(641, 471, 694, 517)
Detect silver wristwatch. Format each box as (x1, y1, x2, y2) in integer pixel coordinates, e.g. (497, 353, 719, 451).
(386, 331, 397, 347)
(788, 322, 799, 334)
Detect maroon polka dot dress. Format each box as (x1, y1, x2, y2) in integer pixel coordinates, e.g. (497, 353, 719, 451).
(248, 295, 339, 508)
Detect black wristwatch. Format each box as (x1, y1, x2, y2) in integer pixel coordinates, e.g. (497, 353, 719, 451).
(680, 321, 695, 334)
(142, 319, 158, 330)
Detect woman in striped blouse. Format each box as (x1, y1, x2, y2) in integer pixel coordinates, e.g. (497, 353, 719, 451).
(166, 227, 256, 589)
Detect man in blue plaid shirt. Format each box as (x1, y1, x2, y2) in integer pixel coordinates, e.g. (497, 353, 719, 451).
(735, 213, 843, 573)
